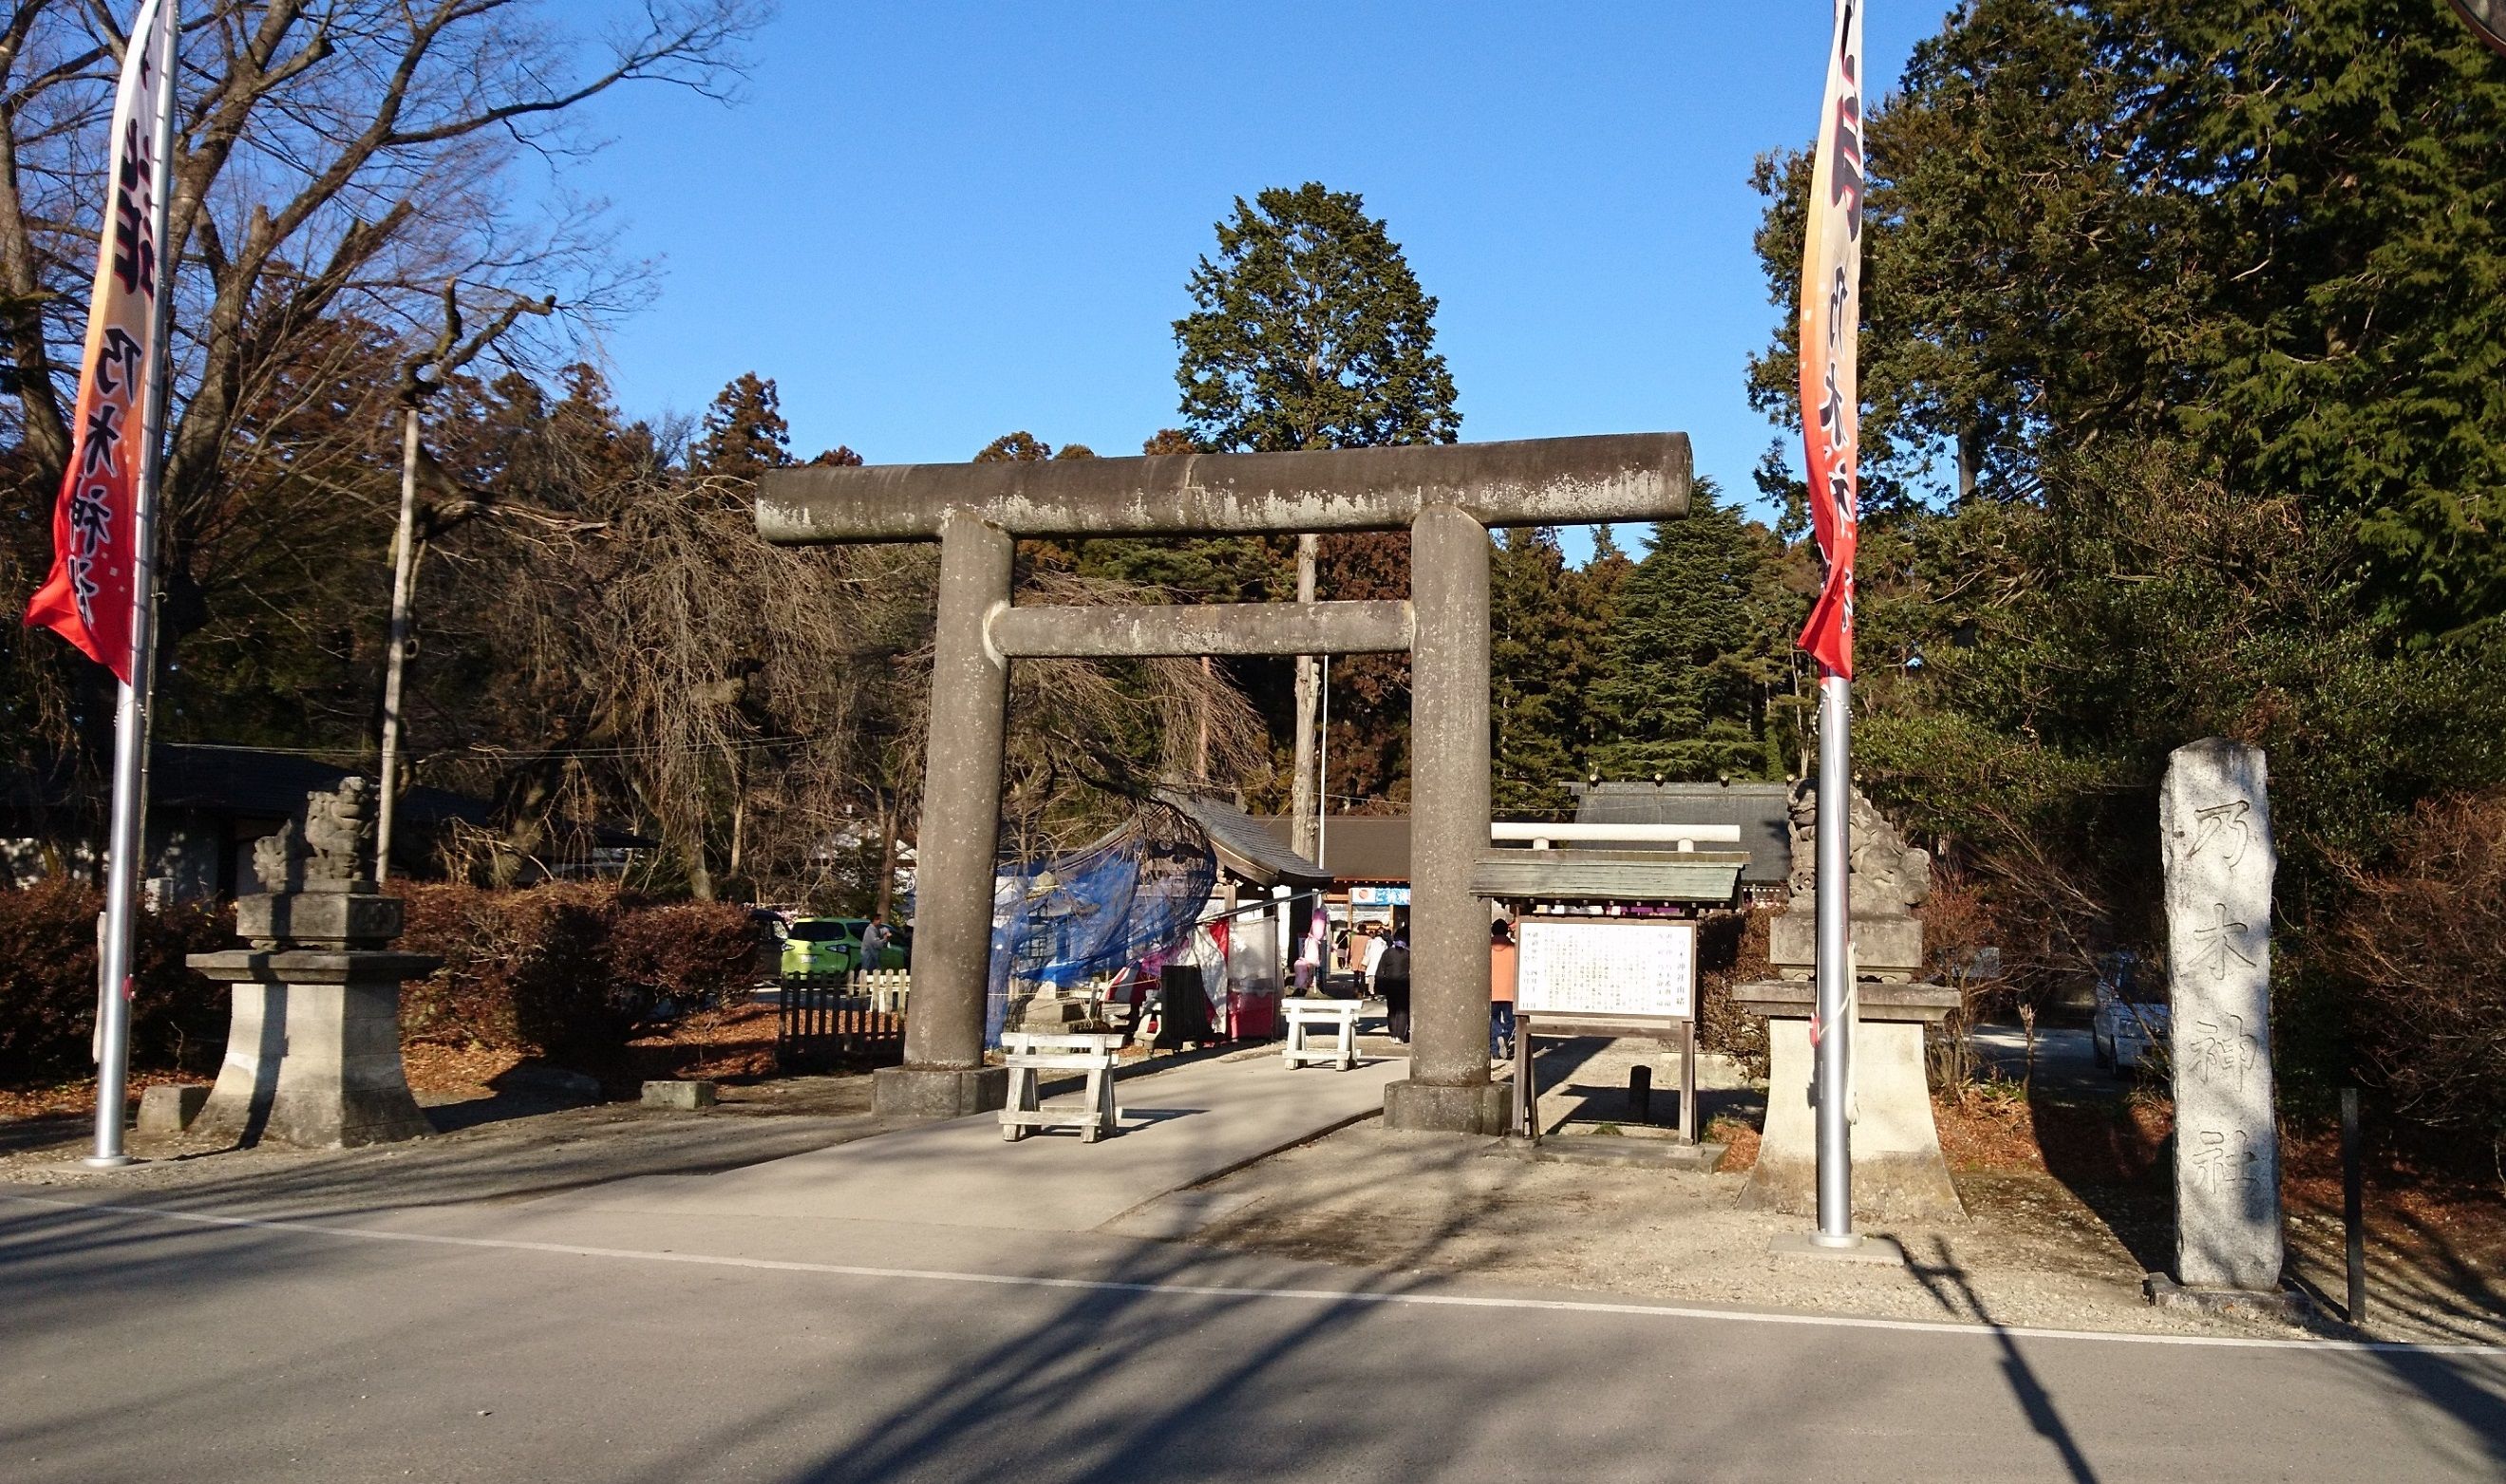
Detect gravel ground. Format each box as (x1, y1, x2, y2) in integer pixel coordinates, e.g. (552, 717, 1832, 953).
(1178, 1125, 2366, 1342)
(1178, 1031, 2506, 1348)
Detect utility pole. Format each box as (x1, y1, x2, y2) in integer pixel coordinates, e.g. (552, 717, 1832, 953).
(1290, 533, 1321, 860)
(374, 286, 554, 880)
(1318, 654, 1329, 870)
(375, 402, 423, 880)
(1196, 655, 1212, 778)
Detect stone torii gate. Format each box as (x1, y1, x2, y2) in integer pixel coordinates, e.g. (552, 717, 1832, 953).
(756, 433, 1691, 1134)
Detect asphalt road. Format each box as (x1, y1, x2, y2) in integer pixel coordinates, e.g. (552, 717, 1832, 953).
(6, 1182, 2503, 1483)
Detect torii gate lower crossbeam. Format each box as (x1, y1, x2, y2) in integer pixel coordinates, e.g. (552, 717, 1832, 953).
(757, 434, 1692, 1133)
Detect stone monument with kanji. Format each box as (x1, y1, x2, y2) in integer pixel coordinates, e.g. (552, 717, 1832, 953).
(2152, 738, 2287, 1305)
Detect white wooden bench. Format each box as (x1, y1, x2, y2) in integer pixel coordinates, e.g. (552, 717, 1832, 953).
(998, 1030, 1126, 1142)
(1280, 998, 1364, 1071)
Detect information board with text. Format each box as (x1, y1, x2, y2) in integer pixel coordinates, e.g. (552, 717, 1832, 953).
(1517, 918, 1695, 1020)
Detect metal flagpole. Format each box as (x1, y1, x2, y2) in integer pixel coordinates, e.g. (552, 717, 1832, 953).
(1813, 670, 1853, 1238)
(88, 2, 181, 1168)
(1789, 0, 1867, 1252)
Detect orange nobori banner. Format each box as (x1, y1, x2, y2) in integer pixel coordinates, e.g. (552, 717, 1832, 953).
(24, 0, 179, 684)
(1796, 0, 1866, 679)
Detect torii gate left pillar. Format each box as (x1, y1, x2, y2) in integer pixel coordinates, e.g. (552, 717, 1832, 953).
(758, 434, 1691, 1131)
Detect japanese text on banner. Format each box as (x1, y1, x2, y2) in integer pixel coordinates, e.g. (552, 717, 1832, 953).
(23, 0, 179, 683)
(1795, 0, 1866, 678)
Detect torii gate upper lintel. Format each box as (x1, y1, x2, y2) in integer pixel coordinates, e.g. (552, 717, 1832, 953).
(756, 432, 1693, 1135)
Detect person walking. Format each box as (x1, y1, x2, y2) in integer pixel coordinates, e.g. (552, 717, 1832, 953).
(1294, 906, 1329, 993)
(1361, 926, 1389, 999)
(861, 913, 894, 967)
(1489, 916, 1518, 1060)
(1375, 933, 1413, 1043)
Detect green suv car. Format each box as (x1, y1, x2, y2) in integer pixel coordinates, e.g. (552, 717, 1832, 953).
(777, 917, 909, 977)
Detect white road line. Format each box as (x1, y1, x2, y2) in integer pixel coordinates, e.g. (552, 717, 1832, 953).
(6, 1193, 2502, 1358)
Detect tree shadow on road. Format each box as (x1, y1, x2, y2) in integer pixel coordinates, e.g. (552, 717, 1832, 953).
(589, 1132, 1847, 1484)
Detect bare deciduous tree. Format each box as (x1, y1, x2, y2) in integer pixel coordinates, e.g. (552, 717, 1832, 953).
(0, 0, 763, 670)
(399, 388, 1268, 906)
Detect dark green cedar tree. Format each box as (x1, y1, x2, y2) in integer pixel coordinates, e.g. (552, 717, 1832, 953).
(1170, 182, 1461, 810)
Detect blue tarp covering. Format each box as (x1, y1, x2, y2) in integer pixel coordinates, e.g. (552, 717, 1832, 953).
(986, 803, 1216, 1045)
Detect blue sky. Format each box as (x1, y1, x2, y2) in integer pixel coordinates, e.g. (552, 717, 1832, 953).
(542, 3, 1944, 559)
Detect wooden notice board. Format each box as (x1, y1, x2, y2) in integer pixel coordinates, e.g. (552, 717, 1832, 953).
(1517, 918, 1695, 1019)
(1512, 917, 1699, 1144)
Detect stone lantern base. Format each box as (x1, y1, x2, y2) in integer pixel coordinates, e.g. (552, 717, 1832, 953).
(1734, 978, 1965, 1223)
(188, 949, 438, 1149)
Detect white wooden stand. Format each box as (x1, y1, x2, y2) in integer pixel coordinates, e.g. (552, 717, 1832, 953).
(998, 1031, 1125, 1143)
(1281, 999, 1363, 1070)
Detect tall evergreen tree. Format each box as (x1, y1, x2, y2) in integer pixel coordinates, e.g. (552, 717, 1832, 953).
(1750, 0, 2506, 633)
(1563, 530, 1638, 778)
(1171, 182, 1461, 809)
(1176, 182, 1460, 453)
(1491, 528, 1590, 816)
(689, 372, 792, 483)
(1588, 483, 1787, 782)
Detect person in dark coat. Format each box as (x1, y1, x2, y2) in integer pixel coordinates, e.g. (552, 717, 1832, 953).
(1375, 935, 1412, 1043)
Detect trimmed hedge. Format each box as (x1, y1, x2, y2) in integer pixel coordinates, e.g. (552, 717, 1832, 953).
(0, 879, 228, 1087)
(397, 882, 760, 1062)
(0, 880, 761, 1090)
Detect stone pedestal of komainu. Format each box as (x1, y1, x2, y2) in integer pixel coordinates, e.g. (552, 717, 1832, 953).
(1743, 780, 1962, 1222)
(189, 780, 439, 1149)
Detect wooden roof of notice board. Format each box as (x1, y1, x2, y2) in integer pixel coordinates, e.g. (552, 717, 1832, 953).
(1471, 849, 1746, 904)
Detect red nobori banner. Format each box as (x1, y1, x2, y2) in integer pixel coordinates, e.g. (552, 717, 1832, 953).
(1796, 0, 1866, 679)
(24, 0, 179, 684)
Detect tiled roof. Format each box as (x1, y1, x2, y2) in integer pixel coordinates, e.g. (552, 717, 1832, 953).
(1158, 787, 1330, 888)
(1572, 780, 1792, 885)
(1253, 814, 1411, 884)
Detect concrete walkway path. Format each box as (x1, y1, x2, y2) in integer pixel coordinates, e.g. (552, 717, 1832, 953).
(541, 1046, 1407, 1233)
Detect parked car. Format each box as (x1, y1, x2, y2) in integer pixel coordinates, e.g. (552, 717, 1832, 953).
(2091, 951, 2169, 1074)
(776, 916, 911, 978)
(748, 907, 793, 983)
(780, 917, 864, 977)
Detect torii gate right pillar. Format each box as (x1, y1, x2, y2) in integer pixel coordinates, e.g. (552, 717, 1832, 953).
(1385, 502, 1508, 1134)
